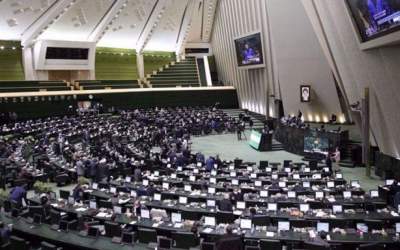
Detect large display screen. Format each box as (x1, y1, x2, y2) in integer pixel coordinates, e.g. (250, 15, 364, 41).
(347, 0, 400, 41)
(249, 130, 262, 149)
(46, 47, 89, 60)
(234, 32, 264, 68)
(304, 136, 329, 155)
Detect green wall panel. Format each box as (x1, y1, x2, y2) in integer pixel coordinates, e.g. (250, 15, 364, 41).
(143, 51, 175, 75)
(0, 41, 24, 81)
(95, 47, 138, 80)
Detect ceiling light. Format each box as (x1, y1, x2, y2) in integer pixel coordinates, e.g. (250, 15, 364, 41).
(0, 46, 4, 50)
(12, 47, 16, 50)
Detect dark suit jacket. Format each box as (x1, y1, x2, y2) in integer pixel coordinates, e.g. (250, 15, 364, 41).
(218, 199, 233, 212)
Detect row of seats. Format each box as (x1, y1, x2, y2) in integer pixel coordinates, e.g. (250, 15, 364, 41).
(0, 80, 72, 93)
(146, 57, 201, 88)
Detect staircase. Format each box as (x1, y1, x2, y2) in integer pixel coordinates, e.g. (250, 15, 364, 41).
(223, 109, 264, 129)
(339, 140, 362, 168)
(145, 57, 201, 88)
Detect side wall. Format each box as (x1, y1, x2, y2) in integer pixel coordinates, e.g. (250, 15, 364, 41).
(211, 0, 342, 120)
(0, 41, 24, 80)
(302, 0, 400, 158)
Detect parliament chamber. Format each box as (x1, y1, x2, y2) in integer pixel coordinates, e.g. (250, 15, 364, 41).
(1, 1, 400, 250)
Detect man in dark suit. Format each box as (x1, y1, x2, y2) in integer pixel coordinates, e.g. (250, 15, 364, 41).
(216, 225, 242, 250)
(218, 193, 233, 212)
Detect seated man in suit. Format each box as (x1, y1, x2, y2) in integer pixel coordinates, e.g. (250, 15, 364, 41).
(216, 225, 242, 250)
(218, 193, 233, 212)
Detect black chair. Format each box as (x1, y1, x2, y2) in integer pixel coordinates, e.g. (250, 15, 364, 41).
(202, 242, 216, 250)
(290, 219, 315, 229)
(121, 231, 135, 244)
(182, 209, 201, 221)
(55, 174, 70, 186)
(358, 243, 385, 250)
(9, 236, 30, 250)
(172, 232, 198, 249)
(137, 228, 157, 244)
(217, 211, 235, 224)
(158, 237, 173, 249)
(259, 239, 281, 250)
(40, 241, 62, 250)
(104, 221, 122, 238)
(3, 200, 11, 213)
(49, 209, 63, 225)
(364, 219, 384, 231)
(59, 190, 70, 200)
(283, 160, 292, 167)
(259, 161, 268, 169)
(98, 199, 113, 209)
(216, 236, 242, 250)
(303, 242, 330, 250)
(329, 219, 348, 229)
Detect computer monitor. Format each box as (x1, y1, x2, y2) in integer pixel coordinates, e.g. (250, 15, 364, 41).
(207, 200, 216, 207)
(171, 173, 177, 179)
(396, 223, 400, 233)
(92, 183, 98, 190)
(313, 174, 322, 180)
(303, 182, 310, 188)
(278, 182, 286, 188)
(247, 166, 253, 172)
(327, 181, 335, 188)
(194, 169, 199, 174)
(288, 191, 296, 198)
(370, 190, 379, 198)
(250, 173, 257, 179)
(130, 191, 137, 197)
(184, 185, 192, 192)
(208, 187, 216, 194)
(171, 212, 182, 223)
(179, 196, 188, 204)
(211, 170, 217, 176)
(293, 174, 300, 180)
(343, 191, 352, 199)
(240, 219, 252, 229)
(59, 220, 69, 231)
(68, 196, 75, 205)
(332, 205, 343, 214)
(236, 201, 246, 210)
(122, 232, 134, 244)
(154, 193, 162, 201)
(197, 162, 202, 167)
(317, 222, 329, 233)
(260, 190, 268, 198)
(300, 204, 309, 213)
(278, 221, 290, 231)
(125, 176, 132, 182)
(33, 214, 42, 224)
(142, 179, 149, 186)
(386, 179, 395, 186)
(162, 183, 169, 189)
(266, 167, 272, 172)
(113, 206, 122, 214)
(232, 179, 239, 186)
(230, 172, 236, 177)
(335, 173, 343, 179)
(255, 180, 262, 187)
(304, 167, 310, 173)
(89, 200, 97, 209)
(154, 171, 159, 176)
(88, 227, 99, 238)
(315, 191, 324, 199)
(272, 174, 278, 180)
(141, 209, 150, 219)
(268, 203, 277, 212)
(210, 178, 217, 184)
(351, 180, 360, 187)
(204, 216, 216, 227)
(110, 187, 117, 194)
(356, 223, 368, 233)
(189, 175, 196, 182)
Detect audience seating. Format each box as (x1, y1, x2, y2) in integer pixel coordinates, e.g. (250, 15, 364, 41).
(74, 80, 141, 90)
(147, 57, 201, 88)
(0, 80, 71, 93)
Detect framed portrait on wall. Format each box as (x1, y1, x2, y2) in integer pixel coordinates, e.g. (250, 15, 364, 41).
(300, 85, 311, 102)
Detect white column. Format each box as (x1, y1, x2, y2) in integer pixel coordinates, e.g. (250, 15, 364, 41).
(203, 56, 212, 86)
(22, 46, 37, 80)
(136, 53, 145, 79)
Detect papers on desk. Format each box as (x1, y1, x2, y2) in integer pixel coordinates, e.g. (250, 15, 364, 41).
(233, 210, 243, 216)
(119, 198, 131, 204)
(174, 223, 183, 228)
(96, 212, 109, 218)
(327, 197, 336, 203)
(75, 207, 87, 212)
(266, 232, 275, 237)
(391, 211, 399, 217)
(51, 203, 59, 208)
(202, 228, 213, 233)
(60, 212, 67, 217)
(152, 223, 159, 228)
(129, 221, 137, 225)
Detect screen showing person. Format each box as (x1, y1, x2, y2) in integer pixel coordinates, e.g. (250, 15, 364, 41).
(234, 32, 264, 67)
(300, 85, 311, 102)
(346, 0, 400, 41)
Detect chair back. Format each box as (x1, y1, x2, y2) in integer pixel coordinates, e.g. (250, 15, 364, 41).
(172, 232, 198, 249)
(260, 239, 281, 250)
(137, 228, 157, 244)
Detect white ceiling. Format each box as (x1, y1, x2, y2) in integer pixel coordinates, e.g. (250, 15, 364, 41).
(0, 0, 217, 51)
